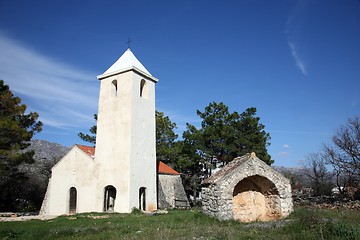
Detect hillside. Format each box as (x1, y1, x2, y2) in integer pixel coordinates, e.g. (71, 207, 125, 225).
(21, 139, 70, 179)
(17, 140, 71, 210)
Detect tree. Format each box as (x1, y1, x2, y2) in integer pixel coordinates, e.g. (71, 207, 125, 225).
(78, 114, 97, 145)
(302, 153, 333, 196)
(186, 102, 272, 177)
(156, 111, 178, 164)
(176, 102, 272, 200)
(0, 80, 42, 211)
(195, 102, 233, 175)
(174, 124, 204, 204)
(233, 107, 272, 163)
(323, 116, 360, 198)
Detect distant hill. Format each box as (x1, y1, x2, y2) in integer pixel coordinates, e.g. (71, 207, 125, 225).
(27, 139, 71, 164)
(17, 140, 72, 210)
(21, 139, 71, 178)
(273, 166, 304, 175)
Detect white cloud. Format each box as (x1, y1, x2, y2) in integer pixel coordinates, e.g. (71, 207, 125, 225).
(282, 144, 290, 149)
(288, 40, 307, 76)
(0, 32, 99, 130)
(276, 152, 289, 157)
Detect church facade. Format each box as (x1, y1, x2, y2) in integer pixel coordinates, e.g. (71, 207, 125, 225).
(40, 49, 188, 215)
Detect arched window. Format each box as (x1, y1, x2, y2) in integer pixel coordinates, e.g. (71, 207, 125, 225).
(139, 187, 146, 211)
(104, 185, 117, 212)
(112, 80, 118, 96)
(69, 187, 77, 214)
(140, 79, 147, 98)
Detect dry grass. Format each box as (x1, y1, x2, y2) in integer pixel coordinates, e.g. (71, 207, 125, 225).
(0, 207, 359, 239)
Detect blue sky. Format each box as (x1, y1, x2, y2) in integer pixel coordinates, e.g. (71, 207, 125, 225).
(0, 0, 359, 167)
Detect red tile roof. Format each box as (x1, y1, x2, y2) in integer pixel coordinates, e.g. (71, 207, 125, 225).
(158, 161, 180, 175)
(76, 145, 95, 157)
(76, 145, 179, 175)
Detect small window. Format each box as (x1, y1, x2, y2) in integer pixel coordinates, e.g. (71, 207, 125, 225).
(112, 80, 118, 96)
(140, 80, 147, 98)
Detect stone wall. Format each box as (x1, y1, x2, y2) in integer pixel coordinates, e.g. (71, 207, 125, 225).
(158, 174, 189, 209)
(202, 153, 293, 222)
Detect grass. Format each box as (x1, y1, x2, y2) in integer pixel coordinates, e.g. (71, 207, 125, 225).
(0, 207, 360, 239)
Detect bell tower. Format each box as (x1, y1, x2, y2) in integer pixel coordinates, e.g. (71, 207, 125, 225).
(95, 48, 158, 212)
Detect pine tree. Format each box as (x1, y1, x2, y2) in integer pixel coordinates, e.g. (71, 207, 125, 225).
(0, 80, 42, 211)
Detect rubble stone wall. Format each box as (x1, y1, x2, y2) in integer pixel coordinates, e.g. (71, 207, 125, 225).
(158, 174, 189, 209)
(202, 155, 293, 221)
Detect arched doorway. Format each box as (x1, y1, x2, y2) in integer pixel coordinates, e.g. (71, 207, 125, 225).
(232, 175, 281, 222)
(104, 185, 116, 212)
(69, 187, 77, 214)
(139, 187, 146, 211)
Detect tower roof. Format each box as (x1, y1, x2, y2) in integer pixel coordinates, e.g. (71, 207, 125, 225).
(97, 49, 158, 82)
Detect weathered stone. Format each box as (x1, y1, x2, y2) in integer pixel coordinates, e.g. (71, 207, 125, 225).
(158, 174, 189, 209)
(201, 153, 293, 222)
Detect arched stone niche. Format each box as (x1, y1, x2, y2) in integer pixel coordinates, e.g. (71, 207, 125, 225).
(232, 175, 281, 222)
(201, 153, 293, 222)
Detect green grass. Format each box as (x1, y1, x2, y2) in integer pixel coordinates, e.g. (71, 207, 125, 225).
(0, 207, 360, 239)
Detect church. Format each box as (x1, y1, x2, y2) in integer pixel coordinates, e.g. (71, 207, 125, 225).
(40, 49, 188, 215)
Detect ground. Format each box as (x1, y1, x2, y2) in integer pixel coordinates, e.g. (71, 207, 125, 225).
(0, 207, 360, 239)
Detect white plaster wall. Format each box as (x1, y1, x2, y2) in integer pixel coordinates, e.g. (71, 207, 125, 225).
(95, 70, 157, 213)
(45, 146, 96, 215)
(129, 74, 157, 211)
(95, 71, 133, 212)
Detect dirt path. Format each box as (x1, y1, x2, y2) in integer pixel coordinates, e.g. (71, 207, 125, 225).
(0, 215, 57, 222)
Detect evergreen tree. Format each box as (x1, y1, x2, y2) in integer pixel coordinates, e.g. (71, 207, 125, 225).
(156, 110, 178, 164)
(0, 80, 42, 211)
(174, 102, 272, 201)
(78, 114, 97, 145)
(183, 102, 272, 178)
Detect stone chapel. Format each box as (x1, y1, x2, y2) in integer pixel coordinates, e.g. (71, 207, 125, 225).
(40, 49, 188, 215)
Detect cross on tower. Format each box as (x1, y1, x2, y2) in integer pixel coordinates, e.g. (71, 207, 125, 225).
(126, 38, 132, 49)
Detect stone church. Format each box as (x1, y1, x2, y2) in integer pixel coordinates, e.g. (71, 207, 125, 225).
(40, 49, 188, 215)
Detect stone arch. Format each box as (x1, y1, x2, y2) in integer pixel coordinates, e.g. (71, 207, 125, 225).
(104, 185, 116, 212)
(69, 187, 77, 214)
(231, 175, 281, 222)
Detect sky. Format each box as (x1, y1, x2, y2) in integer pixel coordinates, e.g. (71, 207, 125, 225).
(0, 0, 359, 167)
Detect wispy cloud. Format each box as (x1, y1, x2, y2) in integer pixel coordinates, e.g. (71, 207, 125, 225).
(288, 40, 307, 76)
(270, 129, 330, 136)
(0, 32, 99, 130)
(276, 151, 289, 157)
(282, 144, 290, 149)
(286, 0, 309, 76)
(156, 106, 202, 139)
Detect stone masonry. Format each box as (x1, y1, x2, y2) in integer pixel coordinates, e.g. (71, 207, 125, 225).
(158, 174, 190, 209)
(202, 153, 293, 222)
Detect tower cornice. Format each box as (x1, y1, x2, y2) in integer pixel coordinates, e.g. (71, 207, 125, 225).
(97, 66, 158, 83)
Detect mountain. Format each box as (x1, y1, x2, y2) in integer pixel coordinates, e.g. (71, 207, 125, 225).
(16, 140, 72, 210)
(27, 139, 71, 164)
(21, 139, 71, 179)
